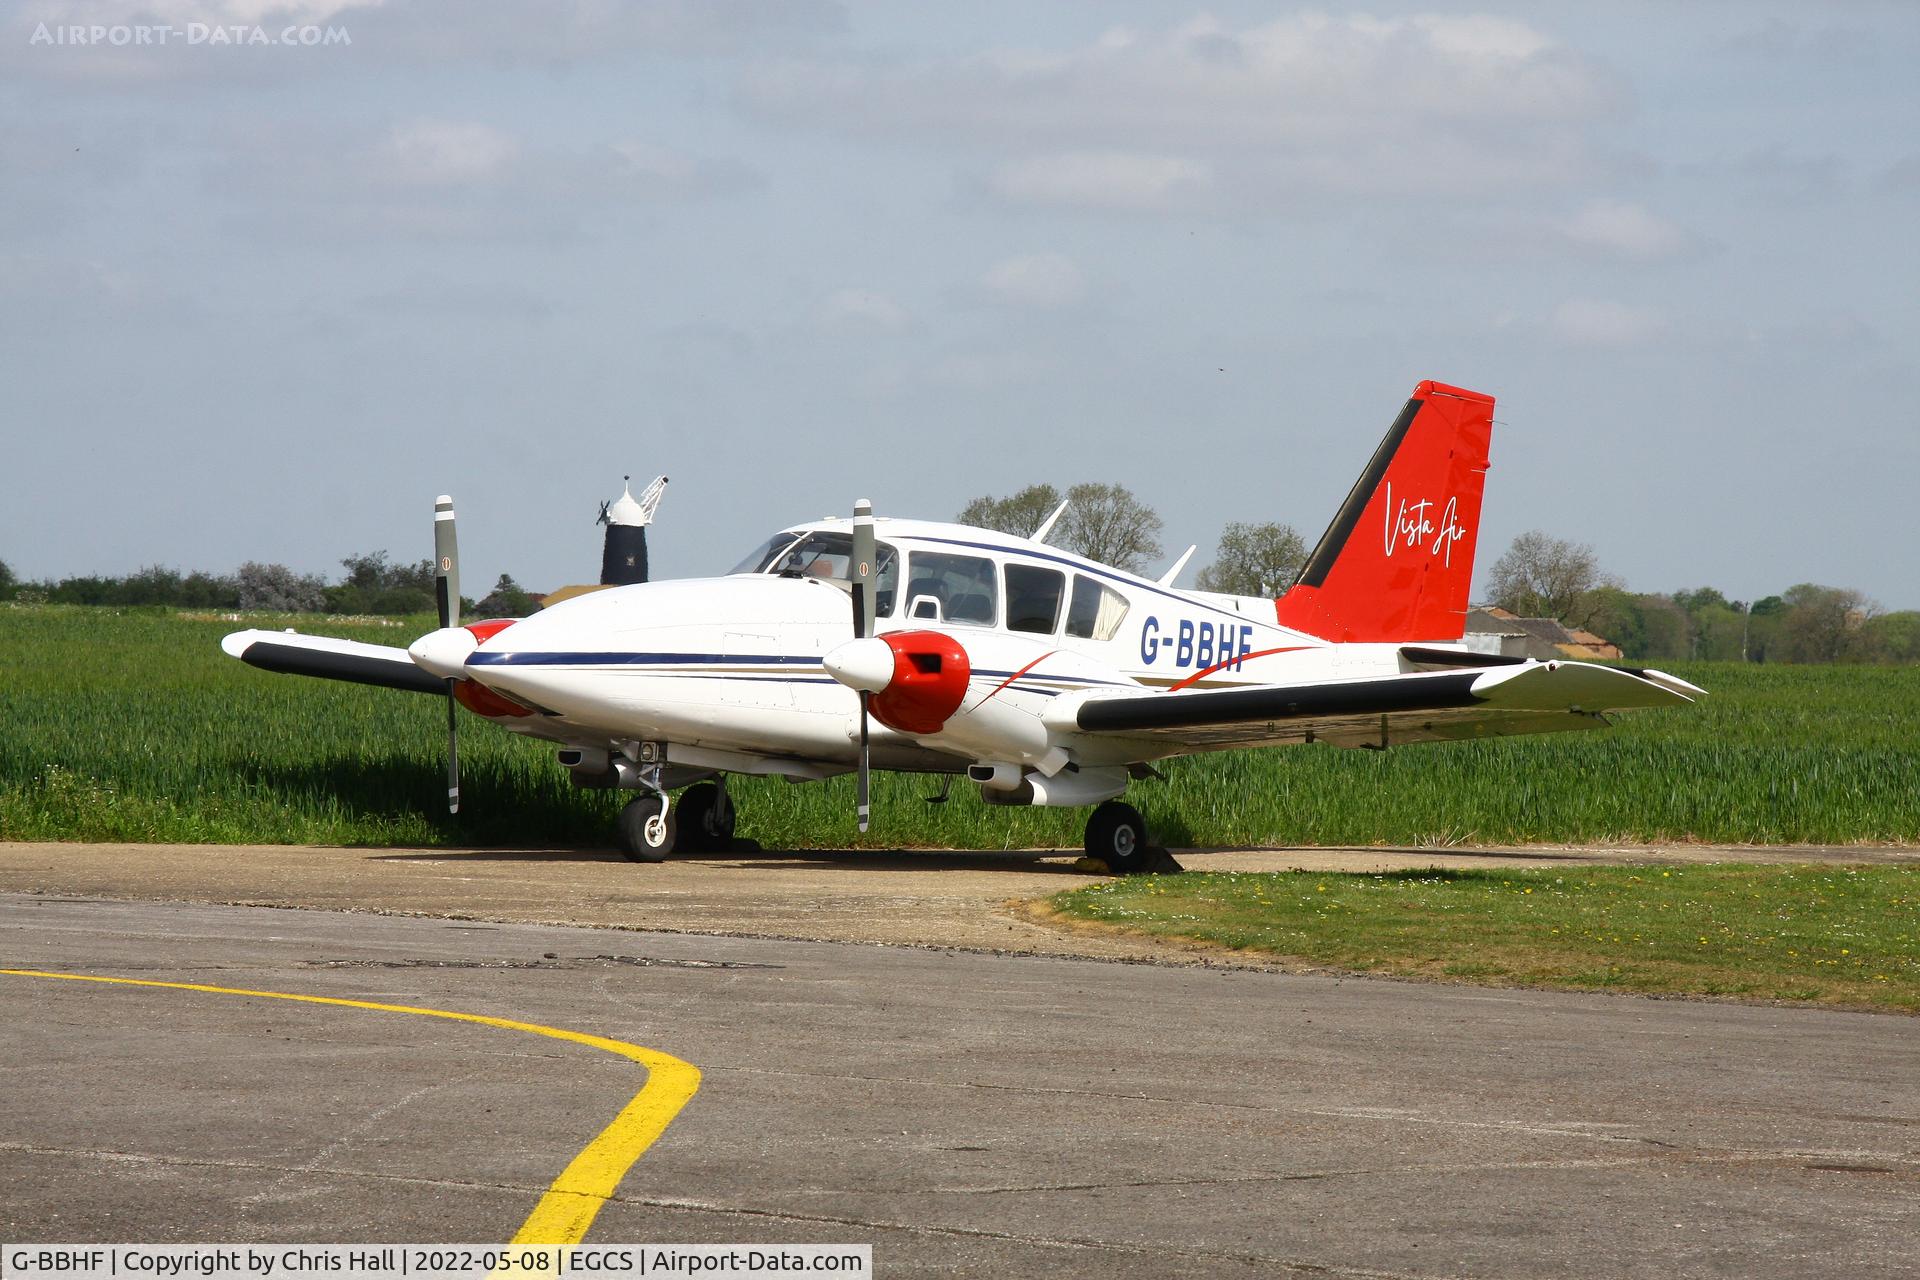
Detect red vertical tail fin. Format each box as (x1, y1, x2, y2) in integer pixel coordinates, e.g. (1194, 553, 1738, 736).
(1274, 380, 1494, 643)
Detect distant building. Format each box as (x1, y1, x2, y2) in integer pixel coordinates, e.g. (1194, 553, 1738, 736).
(1464, 606, 1623, 662)
(599, 475, 668, 586)
(542, 474, 669, 609)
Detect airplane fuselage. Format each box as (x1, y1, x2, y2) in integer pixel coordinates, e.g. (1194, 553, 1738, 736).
(457, 519, 1400, 783)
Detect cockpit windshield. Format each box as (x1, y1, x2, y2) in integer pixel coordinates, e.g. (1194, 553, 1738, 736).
(729, 530, 899, 617)
(730, 532, 803, 575)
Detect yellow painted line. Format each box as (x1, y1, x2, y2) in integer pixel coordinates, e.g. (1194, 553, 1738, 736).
(0, 969, 701, 1245)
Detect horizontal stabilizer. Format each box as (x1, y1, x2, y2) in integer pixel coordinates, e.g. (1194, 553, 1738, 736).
(221, 629, 444, 695)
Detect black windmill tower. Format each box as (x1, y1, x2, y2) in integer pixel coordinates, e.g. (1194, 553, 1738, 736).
(597, 475, 667, 585)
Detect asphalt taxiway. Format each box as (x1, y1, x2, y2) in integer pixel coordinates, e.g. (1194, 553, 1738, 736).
(4, 883, 1917, 1278)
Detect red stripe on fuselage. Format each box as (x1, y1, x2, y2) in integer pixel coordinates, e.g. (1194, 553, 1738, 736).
(1167, 646, 1310, 692)
(977, 650, 1059, 705)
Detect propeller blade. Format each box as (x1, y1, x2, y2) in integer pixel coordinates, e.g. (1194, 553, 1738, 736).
(434, 494, 460, 630)
(850, 498, 875, 640)
(850, 498, 877, 833)
(857, 692, 871, 834)
(445, 684, 461, 814)
(433, 494, 461, 814)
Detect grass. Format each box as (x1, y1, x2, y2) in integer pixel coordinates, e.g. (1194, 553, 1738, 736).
(1048, 865, 1920, 1013)
(2, 603, 1918, 848)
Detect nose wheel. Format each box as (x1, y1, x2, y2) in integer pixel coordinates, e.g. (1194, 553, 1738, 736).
(617, 794, 676, 862)
(1083, 800, 1149, 874)
(617, 779, 737, 861)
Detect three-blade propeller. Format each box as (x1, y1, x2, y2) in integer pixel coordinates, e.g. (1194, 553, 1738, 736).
(433, 495, 461, 815)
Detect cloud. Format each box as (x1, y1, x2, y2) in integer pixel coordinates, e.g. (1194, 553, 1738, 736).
(207, 117, 758, 240)
(378, 119, 518, 185)
(980, 253, 1086, 309)
(1550, 298, 1668, 348)
(987, 151, 1210, 212)
(745, 13, 1629, 208)
(819, 288, 910, 332)
(609, 140, 759, 199)
(351, 0, 845, 63)
(1554, 199, 1698, 263)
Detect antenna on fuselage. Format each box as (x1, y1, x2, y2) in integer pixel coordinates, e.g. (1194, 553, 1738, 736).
(1030, 497, 1070, 544)
(1158, 544, 1197, 587)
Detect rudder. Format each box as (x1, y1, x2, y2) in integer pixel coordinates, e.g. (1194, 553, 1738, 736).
(1274, 380, 1494, 643)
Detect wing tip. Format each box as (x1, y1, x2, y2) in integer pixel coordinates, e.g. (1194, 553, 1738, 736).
(1471, 659, 1704, 707)
(1632, 667, 1707, 700)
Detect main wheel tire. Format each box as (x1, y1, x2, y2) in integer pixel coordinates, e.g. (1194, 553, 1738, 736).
(676, 782, 736, 852)
(1084, 800, 1149, 874)
(617, 795, 677, 862)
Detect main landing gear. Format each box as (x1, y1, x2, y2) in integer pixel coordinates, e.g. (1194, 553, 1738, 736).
(618, 778, 737, 862)
(1083, 800, 1149, 874)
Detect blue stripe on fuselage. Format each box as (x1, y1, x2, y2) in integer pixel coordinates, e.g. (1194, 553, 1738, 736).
(467, 651, 822, 667)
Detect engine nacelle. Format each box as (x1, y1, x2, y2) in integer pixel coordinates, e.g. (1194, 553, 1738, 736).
(932, 690, 1063, 772)
(823, 630, 971, 734)
(414, 617, 538, 718)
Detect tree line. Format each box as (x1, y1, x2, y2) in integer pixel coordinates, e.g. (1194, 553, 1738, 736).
(1483, 531, 1916, 665)
(6, 500, 1911, 665)
(959, 486, 1916, 664)
(0, 554, 540, 618)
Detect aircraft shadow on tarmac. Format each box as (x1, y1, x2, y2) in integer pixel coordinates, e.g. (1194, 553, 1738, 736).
(238, 755, 639, 846)
(251, 758, 1133, 874)
(366, 844, 1104, 875)
(361, 844, 1599, 875)
(257, 757, 1608, 875)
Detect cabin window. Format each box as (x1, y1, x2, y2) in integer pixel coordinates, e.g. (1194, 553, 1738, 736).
(1065, 575, 1129, 641)
(905, 551, 997, 626)
(1004, 564, 1065, 634)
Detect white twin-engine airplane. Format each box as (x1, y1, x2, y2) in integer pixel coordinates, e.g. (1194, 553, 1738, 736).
(222, 380, 1701, 870)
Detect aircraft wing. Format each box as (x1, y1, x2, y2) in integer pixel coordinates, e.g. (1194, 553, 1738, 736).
(221, 629, 445, 695)
(1068, 661, 1701, 753)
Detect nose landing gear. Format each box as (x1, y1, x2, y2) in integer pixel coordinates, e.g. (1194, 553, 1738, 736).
(617, 776, 737, 861)
(617, 792, 675, 862)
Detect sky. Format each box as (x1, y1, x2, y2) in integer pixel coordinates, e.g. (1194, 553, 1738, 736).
(4, 0, 1917, 608)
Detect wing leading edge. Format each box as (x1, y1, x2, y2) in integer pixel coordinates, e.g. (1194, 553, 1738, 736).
(1071, 661, 1701, 752)
(220, 629, 446, 695)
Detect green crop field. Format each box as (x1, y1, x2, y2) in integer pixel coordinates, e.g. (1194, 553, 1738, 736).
(1, 604, 1917, 849)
